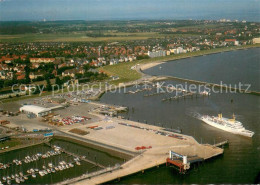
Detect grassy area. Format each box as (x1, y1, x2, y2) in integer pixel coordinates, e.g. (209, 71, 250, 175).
(0, 139, 21, 149)
(100, 44, 260, 85)
(99, 61, 142, 85)
(0, 31, 201, 43)
(0, 32, 166, 42)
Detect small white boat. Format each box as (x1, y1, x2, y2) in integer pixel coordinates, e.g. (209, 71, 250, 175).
(39, 171, 45, 177)
(15, 178, 21, 184)
(20, 177, 25, 182)
(32, 173, 36, 178)
(69, 163, 74, 168)
(48, 163, 53, 168)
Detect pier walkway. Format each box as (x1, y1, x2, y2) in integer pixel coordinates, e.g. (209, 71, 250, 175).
(136, 62, 260, 96)
(214, 140, 229, 147)
(56, 165, 121, 185)
(160, 76, 260, 96)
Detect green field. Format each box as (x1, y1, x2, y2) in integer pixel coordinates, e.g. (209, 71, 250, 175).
(0, 32, 164, 42)
(0, 32, 199, 43)
(0, 139, 21, 149)
(100, 61, 142, 85)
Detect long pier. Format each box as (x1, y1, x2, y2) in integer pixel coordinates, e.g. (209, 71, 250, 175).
(162, 92, 195, 102)
(56, 165, 121, 185)
(161, 76, 260, 96)
(214, 140, 229, 147)
(144, 91, 166, 97)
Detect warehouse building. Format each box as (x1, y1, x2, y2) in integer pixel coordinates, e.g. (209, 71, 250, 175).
(20, 105, 51, 117)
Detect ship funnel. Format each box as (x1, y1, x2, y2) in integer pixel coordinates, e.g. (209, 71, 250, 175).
(183, 156, 188, 164)
(229, 113, 236, 122)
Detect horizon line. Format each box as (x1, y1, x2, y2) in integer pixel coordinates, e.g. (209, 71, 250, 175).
(0, 18, 257, 23)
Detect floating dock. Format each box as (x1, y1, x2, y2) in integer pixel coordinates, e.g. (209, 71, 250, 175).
(166, 151, 203, 174)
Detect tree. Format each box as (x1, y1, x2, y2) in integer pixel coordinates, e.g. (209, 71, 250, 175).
(45, 79, 52, 91)
(0, 80, 4, 90)
(33, 85, 43, 94)
(24, 64, 31, 84)
(83, 64, 90, 71)
(75, 73, 83, 79)
(57, 66, 74, 75)
(62, 76, 71, 84)
(55, 77, 63, 87)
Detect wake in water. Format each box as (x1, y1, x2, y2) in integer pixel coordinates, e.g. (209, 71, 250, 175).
(187, 109, 244, 121)
(186, 109, 203, 120)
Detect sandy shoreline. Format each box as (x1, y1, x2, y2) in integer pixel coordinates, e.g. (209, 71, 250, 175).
(139, 61, 165, 70)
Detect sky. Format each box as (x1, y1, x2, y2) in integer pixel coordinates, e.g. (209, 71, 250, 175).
(0, 0, 259, 21)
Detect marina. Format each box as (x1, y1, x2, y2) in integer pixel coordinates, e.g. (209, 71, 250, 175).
(0, 138, 125, 184)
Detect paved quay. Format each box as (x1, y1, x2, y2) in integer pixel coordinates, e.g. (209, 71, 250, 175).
(58, 113, 223, 185)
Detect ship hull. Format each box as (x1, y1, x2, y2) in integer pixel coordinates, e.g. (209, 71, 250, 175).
(201, 117, 254, 137)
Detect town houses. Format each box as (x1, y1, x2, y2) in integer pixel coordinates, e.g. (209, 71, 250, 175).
(30, 58, 55, 63)
(0, 19, 259, 89)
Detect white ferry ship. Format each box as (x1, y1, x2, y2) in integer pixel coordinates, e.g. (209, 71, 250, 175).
(200, 113, 254, 137)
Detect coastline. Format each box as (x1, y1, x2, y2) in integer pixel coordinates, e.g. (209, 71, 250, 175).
(139, 61, 165, 71)
(100, 44, 260, 87)
(137, 45, 260, 72)
(94, 45, 260, 100)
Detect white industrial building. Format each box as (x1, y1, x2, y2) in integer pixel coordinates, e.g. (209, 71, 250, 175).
(20, 105, 52, 117)
(148, 50, 166, 58)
